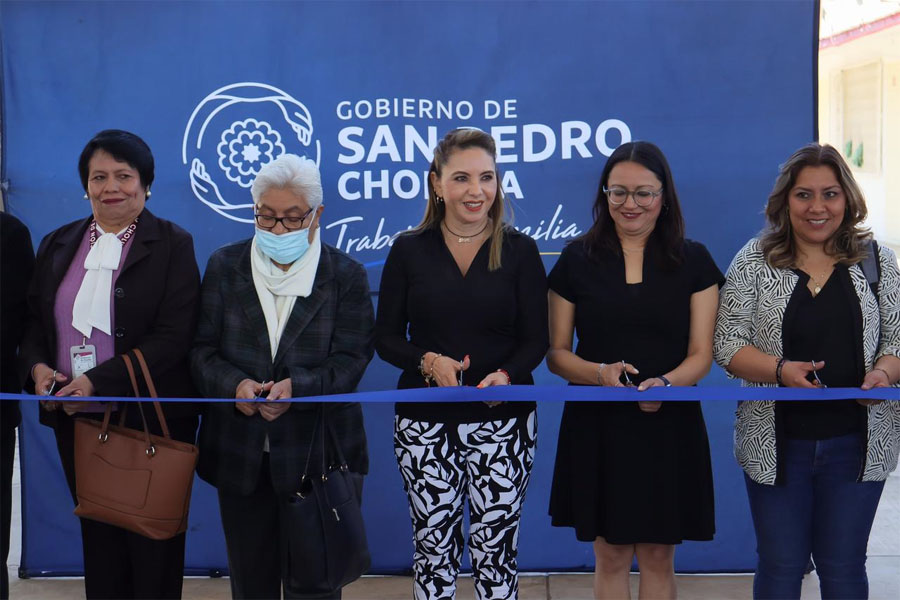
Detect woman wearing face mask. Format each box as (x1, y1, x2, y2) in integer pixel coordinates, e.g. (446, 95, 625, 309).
(190, 154, 375, 599)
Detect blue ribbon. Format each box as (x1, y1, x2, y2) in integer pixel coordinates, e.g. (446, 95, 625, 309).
(1, 385, 897, 404)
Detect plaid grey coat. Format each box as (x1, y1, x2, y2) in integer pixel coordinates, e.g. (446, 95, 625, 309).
(191, 239, 374, 496)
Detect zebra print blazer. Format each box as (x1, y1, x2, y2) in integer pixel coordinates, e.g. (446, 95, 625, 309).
(714, 237, 900, 484)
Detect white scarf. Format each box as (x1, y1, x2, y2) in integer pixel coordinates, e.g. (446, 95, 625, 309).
(250, 228, 321, 360)
(72, 225, 125, 338)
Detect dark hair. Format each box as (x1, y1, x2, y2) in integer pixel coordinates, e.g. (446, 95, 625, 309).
(77, 129, 154, 193)
(759, 143, 870, 268)
(410, 128, 509, 270)
(579, 141, 685, 267)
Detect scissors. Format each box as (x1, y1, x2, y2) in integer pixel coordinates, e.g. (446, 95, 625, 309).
(46, 370, 59, 396)
(810, 361, 826, 388)
(621, 360, 635, 387)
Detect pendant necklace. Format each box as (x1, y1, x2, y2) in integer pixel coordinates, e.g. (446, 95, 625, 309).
(808, 269, 832, 296)
(810, 275, 824, 296)
(443, 221, 488, 244)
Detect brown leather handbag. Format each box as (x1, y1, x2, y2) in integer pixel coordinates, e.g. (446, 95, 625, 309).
(73, 348, 199, 540)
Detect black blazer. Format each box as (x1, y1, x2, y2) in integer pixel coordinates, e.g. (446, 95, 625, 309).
(19, 208, 201, 428)
(1, 213, 35, 429)
(191, 239, 374, 496)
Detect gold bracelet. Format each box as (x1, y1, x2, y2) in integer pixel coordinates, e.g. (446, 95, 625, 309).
(424, 353, 442, 387)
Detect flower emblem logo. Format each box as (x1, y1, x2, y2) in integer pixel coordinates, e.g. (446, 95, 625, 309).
(182, 82, 320, 223)
(217, 119, 286, 188)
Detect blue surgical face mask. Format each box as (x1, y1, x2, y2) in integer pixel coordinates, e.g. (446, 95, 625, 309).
(254, 225, 312, 265)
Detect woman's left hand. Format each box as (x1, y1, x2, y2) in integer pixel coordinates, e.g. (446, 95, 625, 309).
(56, 375, 95, 415)
(858, 369, 889, 406)
(259, 378, 292, 422)
(635, 376, 664, 413)
(476, 371, 509, 407)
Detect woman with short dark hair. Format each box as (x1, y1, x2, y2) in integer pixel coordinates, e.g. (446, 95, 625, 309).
(20, 129, 201, 599)
(714, 143, 900, 599)
(548, 141, 721, 599)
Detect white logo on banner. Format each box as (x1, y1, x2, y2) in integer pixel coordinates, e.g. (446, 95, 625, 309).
(182, 82, 321, 223)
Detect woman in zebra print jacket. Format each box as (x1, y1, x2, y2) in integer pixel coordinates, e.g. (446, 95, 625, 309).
(713, 143, 900, 600)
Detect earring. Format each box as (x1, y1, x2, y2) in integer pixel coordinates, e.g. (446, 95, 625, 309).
(436, 195, 444, 203)
(146, 190, 152, 198)
(83, 193, 89, 200)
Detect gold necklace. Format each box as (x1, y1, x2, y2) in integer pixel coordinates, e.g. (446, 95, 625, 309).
(797, 255, 833, 297)
(443, 221, 488, 244)
(805, 267, 833, 296)
(809, 273, 827, 296)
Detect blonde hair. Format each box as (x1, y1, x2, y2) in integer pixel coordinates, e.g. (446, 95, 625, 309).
(409, 128, 509, 271)
(760, 143, 871, 268)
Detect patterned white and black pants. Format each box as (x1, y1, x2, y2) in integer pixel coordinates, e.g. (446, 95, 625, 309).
(394, 412, 537, 600)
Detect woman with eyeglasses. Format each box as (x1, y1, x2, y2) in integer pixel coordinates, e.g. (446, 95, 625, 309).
(375, 128, 548, 600)
(547, 141, 721, 599)
(714, 143, 900, 600)
(190, 153, 375, 599)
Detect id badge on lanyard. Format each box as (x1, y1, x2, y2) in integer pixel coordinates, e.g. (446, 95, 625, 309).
(70, 344, 97, 378)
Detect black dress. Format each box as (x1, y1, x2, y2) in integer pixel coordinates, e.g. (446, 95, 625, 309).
(548, 238, 722, 544)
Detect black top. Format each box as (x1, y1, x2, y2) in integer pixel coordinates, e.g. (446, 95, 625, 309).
(1, 213, 35, 429)
(375, 226, 549, 423)
(781, 265, 865, 440)
(548, 238, 723, 382)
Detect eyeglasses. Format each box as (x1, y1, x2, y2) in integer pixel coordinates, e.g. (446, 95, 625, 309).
(603, 186, 663, 207)
(254, 207, 314, 231)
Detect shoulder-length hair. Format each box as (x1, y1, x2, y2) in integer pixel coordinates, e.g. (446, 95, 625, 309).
(409, 128, 509, 271)
(579, 141, 685, 267)
(760, 143, 870, 268)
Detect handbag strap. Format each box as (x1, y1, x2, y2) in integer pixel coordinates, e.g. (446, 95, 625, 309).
(121, 353, 155, 450)
(325, 416, 349, 469)
(298, 404, 351, 478)
(97, 403, 128, 438)
(299, 403, 322, 480)
(131, 348, 158, 397)
(129, 348, 171, 440)
(123, 351, 142, 397)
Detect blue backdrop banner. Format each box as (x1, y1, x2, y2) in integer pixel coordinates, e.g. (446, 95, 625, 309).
(2, 0, 817, 576)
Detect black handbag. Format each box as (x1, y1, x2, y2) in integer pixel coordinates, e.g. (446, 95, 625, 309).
(282, 405, 371, 596)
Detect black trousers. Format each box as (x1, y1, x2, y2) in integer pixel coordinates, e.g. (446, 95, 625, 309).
(53, 411, 197, 599)
(217, 455, 359, 600)
(1, 420, 15, 600)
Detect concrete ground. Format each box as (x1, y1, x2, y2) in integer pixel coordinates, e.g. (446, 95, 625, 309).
(6, 435, 899, 599)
